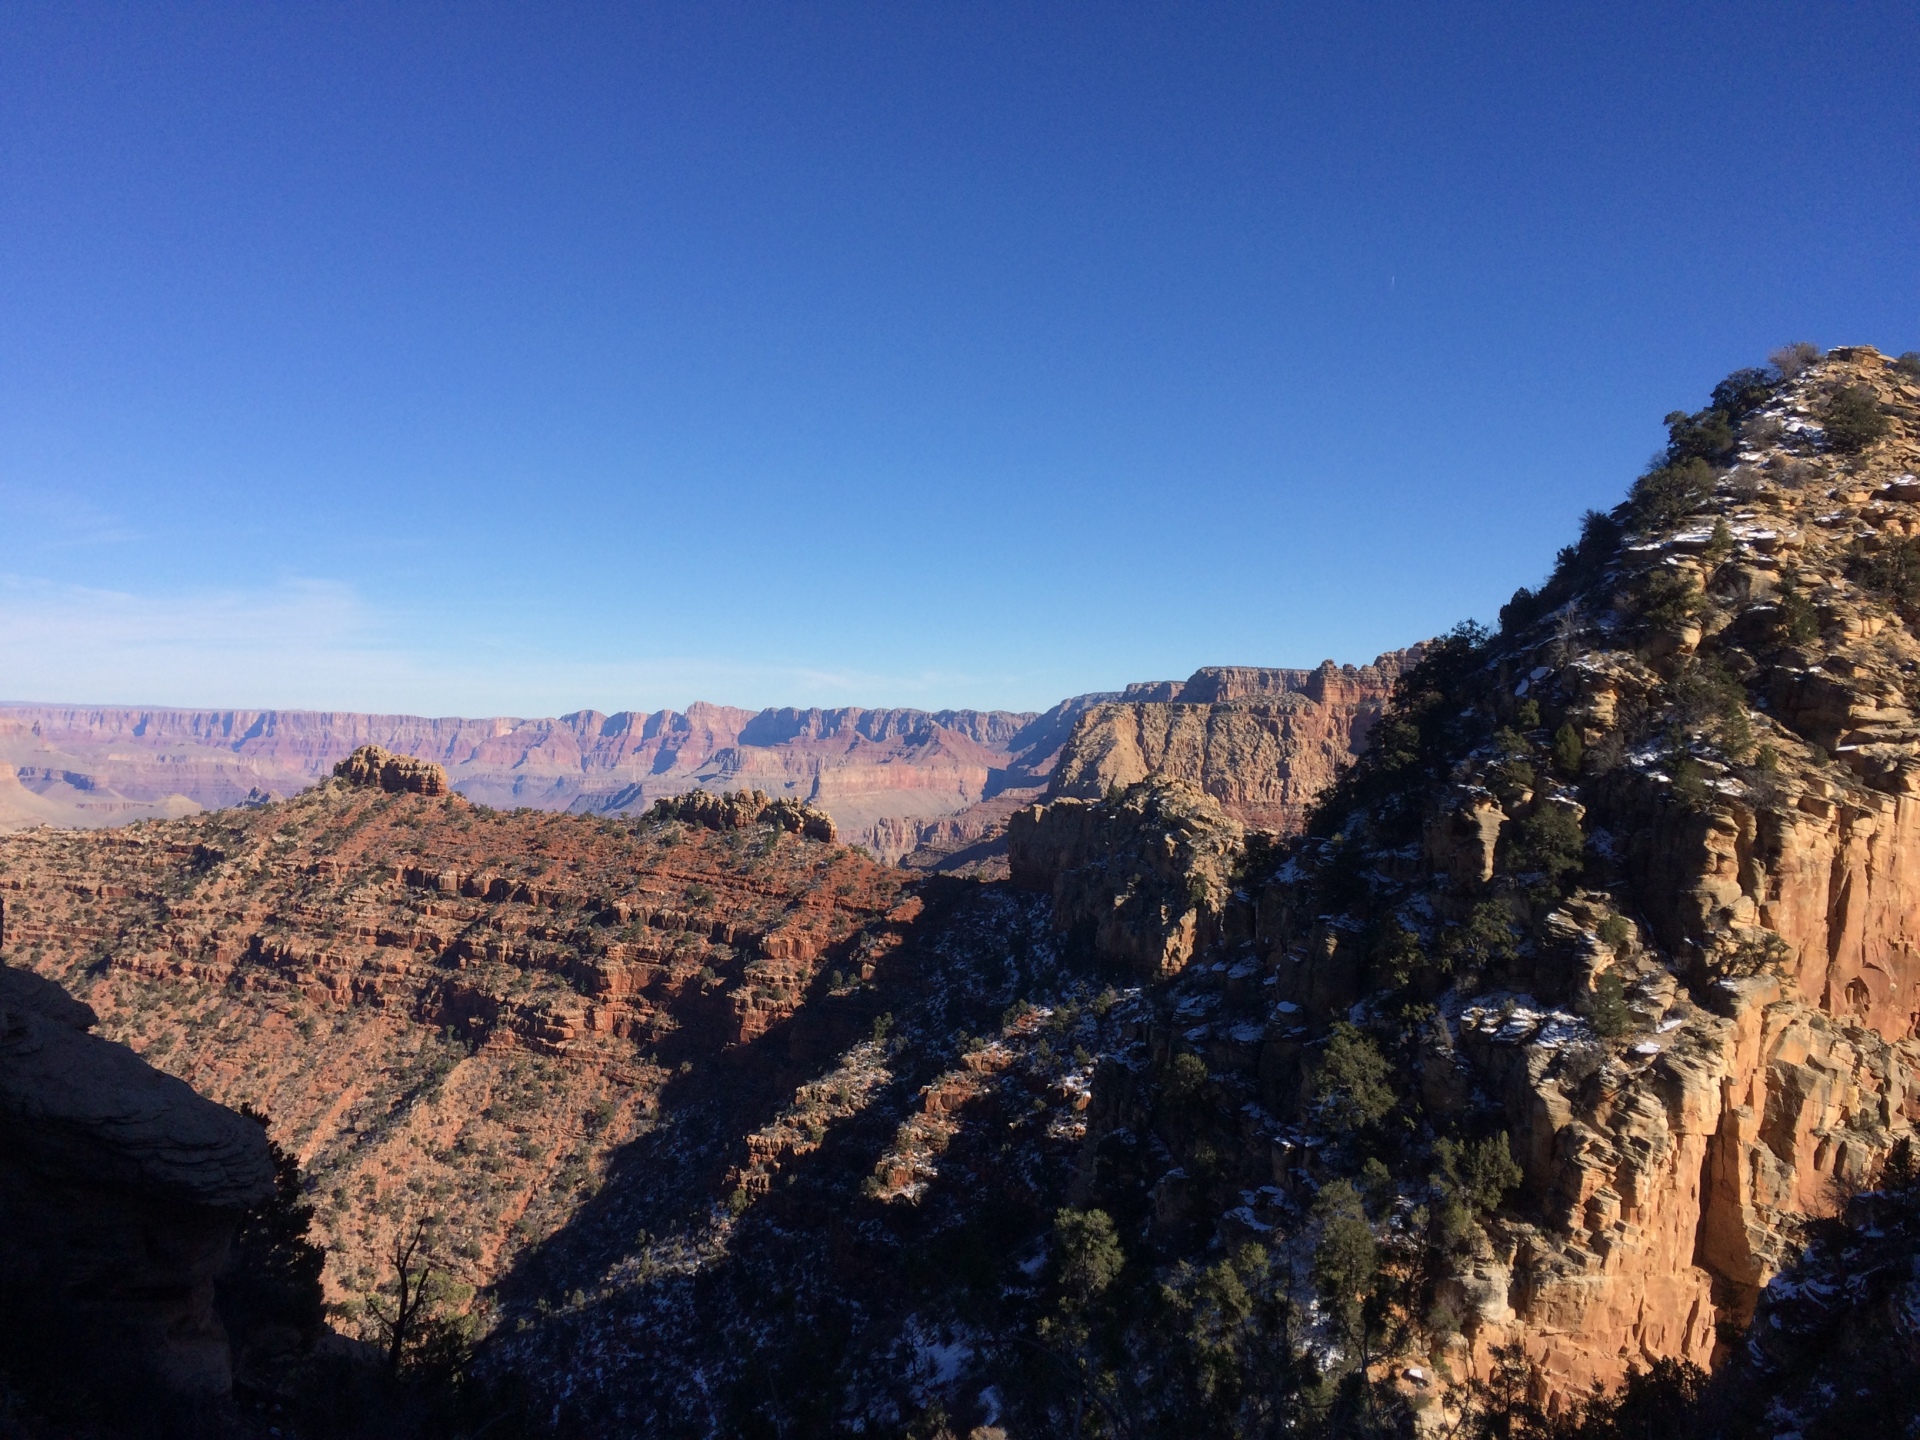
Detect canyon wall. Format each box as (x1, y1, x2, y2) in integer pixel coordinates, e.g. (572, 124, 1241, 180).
(0, 699, 1049, 853)
(1045, 652, 1414, 833)
(1010, 347, 1920, 1412)
(0, 765, 916, 1329)
(1, 658, 1403, 868)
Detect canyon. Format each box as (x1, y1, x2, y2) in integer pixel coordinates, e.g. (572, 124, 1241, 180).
(0, 654, 1406, 867)
(2, 350, 1918, 1436)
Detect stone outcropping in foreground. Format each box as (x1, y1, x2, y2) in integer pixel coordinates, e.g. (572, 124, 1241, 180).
(0, 962, 272, 1396)
(1008, 779, 1244, 977)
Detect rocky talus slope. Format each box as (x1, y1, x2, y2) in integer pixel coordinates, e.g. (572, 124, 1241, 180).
(1009, 346, 1920, 1420)
(0, 963, 272, 1397)
(0, 750, 918, 1340)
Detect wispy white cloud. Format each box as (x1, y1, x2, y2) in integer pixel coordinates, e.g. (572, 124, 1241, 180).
(0, 575, 1031, 717)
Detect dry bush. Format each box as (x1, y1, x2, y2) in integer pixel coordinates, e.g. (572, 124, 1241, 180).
(1770, 341, 1822, 379)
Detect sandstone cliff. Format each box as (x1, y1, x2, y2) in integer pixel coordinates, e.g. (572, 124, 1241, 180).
(1009, 346, 1920, 1416)
(1008, 780, 1245, 978)
(1046, 653, 1413, 833)
(0, 962, 273, 1398)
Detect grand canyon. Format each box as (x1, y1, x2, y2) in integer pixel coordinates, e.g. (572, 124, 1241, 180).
(7, 347, 1920, 1438)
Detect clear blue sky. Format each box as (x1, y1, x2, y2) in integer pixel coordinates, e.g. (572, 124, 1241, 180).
(3, 4, 1915, 718)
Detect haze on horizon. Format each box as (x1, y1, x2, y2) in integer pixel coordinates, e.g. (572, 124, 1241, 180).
(3, 3, 1915, 719)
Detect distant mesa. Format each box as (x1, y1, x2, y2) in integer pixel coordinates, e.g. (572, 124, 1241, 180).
(330, 744, 450, 796)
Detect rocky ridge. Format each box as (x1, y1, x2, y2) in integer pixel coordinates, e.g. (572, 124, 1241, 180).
(1009, 345, 1920, 1418)
(0, 668, 1403, 870)
(0, 698, 1068, 856)
(0, 775, 916, 1338)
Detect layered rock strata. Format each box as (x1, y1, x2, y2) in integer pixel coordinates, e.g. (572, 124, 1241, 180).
(1047, 653, 1414, 833)
(1008, 780, 1245, 978)
(0, 778, 914, 1332)
(332, 742, 451, 795)
(0, 699, 1073, 853)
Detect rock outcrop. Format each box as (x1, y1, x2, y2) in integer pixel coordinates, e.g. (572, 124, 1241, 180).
(0, 963, 273, 1396)
(1046, 652, 1414, 833)
(646, 787, 837, 843)
(0, 698, 1065, 853)
(1029, 347, 1920, 1413)
(1008, 780, 1244, 977)
(332, 743, 450, 795)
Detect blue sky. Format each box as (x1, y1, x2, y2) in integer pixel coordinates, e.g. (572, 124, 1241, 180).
(2, 3, 1915, 718)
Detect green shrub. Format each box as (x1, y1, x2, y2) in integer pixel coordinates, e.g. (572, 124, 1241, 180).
(1670, 752, 1712, 810)
(1702, 517, 1735, 566)
(1775, 574, 1821, 644)
(1824, 384, 1890, 453)
(1850, 535, 1920, 609)
(1630, 457, 1715, 531)
(1638, 568, 1705, 632)
(1311, 1180, 1377, 1344)
(1540, 509, 1625, 609)
(1504, 803, 1584, 888)
(220, 1110, 328, 1348)
(1371, 924, 1428, 989)
(1895, 351, 1920, 379)
(1596, 913, 1632, 952)
(1487, 727, 1537, 802)
(1434, 1132, 1522, 1214)
(1709, 366, 1777, 423)
(1663, 406, 1736, 466)
(1053, 1207, 1125, 1314)
(1589, 967, 1632, 1037)
(1161, 1051, 1211, 1124)
(1551, 724, 1584, 776)
(1499, 585, 1543, 637)
(1313, 1024, 1395, 1132)
(1668, 654, 1746, 732)
(1441, 902, 1519, 978)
